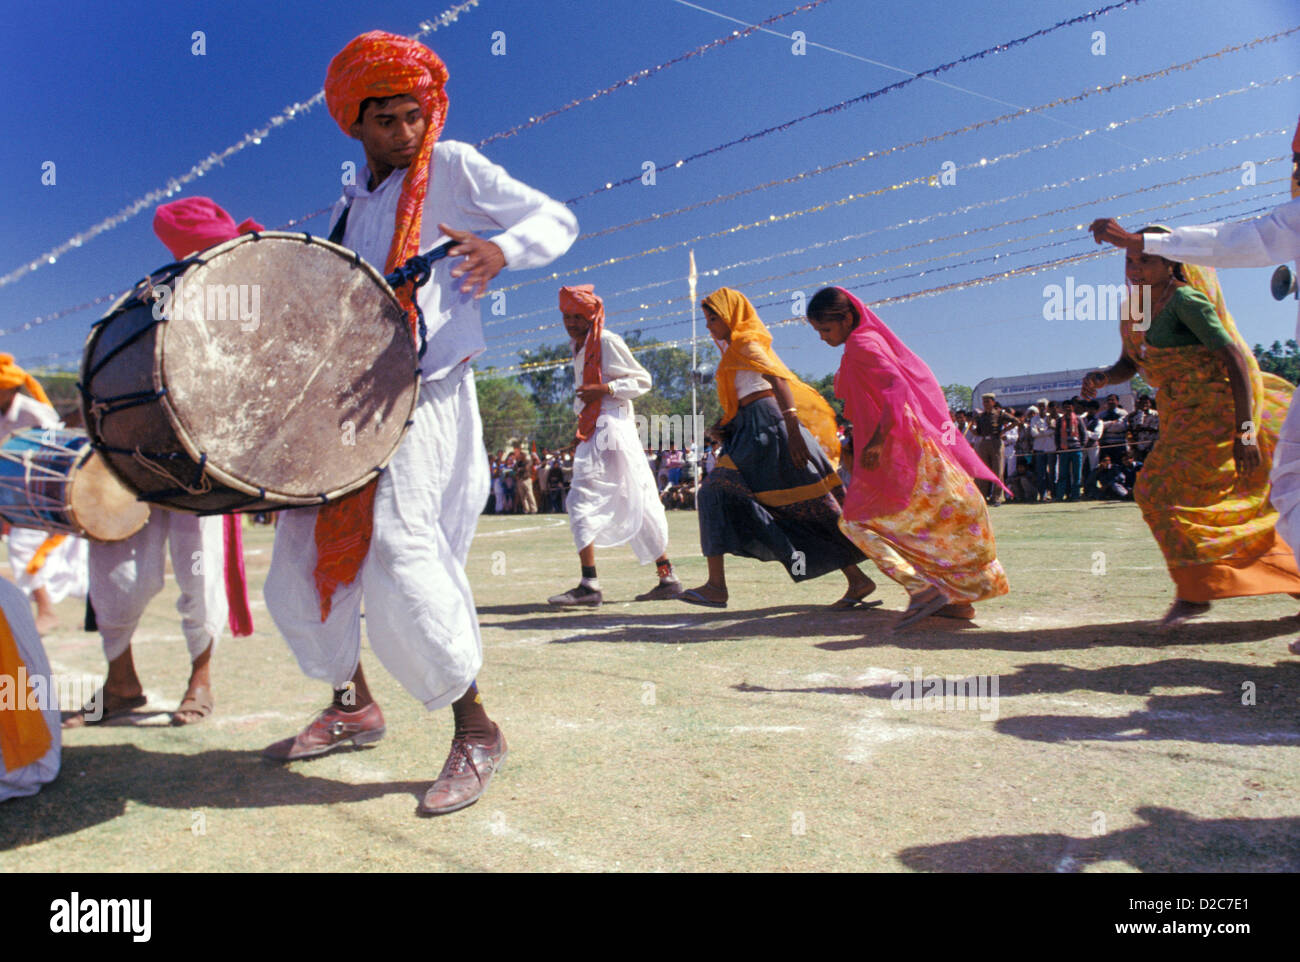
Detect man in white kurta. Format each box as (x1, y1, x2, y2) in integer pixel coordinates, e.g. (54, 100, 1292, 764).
(547, 285, 680, 607)
(1, 367, 88, 633)
(262, 31, 577, 817)
(1090, 121, 1300, 649)
(0, 577, 59, 801)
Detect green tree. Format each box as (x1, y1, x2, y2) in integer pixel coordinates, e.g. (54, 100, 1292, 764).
(942, 383, 972, 413)
(475, 377, 538, 455)
(517, 343, 574, 407)
(1253, 340, 1300, 385)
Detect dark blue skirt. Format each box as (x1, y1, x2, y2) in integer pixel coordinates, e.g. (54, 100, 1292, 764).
(697, 397, 865, 581)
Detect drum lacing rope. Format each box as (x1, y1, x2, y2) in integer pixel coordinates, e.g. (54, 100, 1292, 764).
(385, 241, 455, 361)
(130, 448, 212, 496)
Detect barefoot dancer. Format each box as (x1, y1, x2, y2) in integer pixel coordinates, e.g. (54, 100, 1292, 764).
(806, 287, 1009, 630)
(547, 285, 682, 607)
(680, 288, 876, 609)
(260, 31, 576, 816)
(1081, 224, 1300, 629)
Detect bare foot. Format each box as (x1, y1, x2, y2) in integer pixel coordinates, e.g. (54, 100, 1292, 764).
(1159, 599, 1211, 630)
(34, 609, 58, 635)
(935, 603, 976, 620)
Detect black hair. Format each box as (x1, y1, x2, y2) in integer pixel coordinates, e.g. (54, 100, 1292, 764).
(355, 93, 420, 126)
(807, 287, 859, 327)
(1138, 226, 1188, 282)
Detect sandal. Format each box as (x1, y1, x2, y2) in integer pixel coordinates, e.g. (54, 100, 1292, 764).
(830, 596, 884, 610)
(171, 685, 214, 726)
(892, 588, 949, 632)
(679, 587, 728, 609)
(61, 689, 147, 729)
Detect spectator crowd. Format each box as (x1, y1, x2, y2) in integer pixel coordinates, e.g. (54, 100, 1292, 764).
(938, 392, 1159, 506)
(485, 438, 723, 515)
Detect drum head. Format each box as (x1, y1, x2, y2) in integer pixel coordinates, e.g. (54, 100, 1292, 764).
(67, 450, 151, 541)
(158, 232, 418, 501)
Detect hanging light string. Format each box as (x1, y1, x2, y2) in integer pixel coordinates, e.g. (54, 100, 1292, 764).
(563, 0, 1155, 204)
(0, 1, 484, 291)
(477, 191, 1284, 378)
(476, 0, 831, 148)
(488, 65, 1296, 321)
(477, 170, 1287, 357)
(495, 122, 1290, 300)
(576, 48, 1300, 245)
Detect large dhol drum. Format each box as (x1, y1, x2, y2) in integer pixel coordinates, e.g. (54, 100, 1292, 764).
(80, 231, 419, 514)
(0, 427, 150, 541)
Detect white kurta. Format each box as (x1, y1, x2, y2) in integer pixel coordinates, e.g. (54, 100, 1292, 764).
(566, 330, 669, 563)
(1143, 198, 1300, 552)
(88, 508, 227, 662)
(2, 395, 89, 602)
(266, 142, 576, 710)
(0, 578, 60, 801)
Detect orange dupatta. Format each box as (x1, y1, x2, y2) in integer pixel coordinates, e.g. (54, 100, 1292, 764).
(704, 287, 841, 466)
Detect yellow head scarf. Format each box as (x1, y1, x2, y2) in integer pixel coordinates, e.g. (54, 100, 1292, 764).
(0, 354, 50, 407)
(704, 287, 841, 464)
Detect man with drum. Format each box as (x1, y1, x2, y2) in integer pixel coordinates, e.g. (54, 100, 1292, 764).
(63, 198, 256, 728)
(260, 31, 577, 817)
(1, 356, 87, 634)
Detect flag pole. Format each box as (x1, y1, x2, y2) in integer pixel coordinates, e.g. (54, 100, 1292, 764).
(688, 250, 699, 493)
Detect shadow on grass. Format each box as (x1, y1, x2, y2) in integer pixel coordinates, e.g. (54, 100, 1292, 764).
(817, 616, 1298, 653)
(734, 659, 1300, 746)
(0, 744, 428, 852)
(896, 806, 1300, 872)
(480, 598, 1299, 652)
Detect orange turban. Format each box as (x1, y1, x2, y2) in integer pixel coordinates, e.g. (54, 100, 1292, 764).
(0, 354, 51, 407)
(560, 286, 606, 443)
(324, 30, 449, 283)
(313, 32, 450, 621)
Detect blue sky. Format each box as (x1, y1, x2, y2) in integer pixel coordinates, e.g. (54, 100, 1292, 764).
(2, 0, 1297, 391)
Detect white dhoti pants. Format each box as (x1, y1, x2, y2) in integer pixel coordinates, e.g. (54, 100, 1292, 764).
(1271, 400, 1300, 557)
(7, 527, 88, 603)
(88, 508, 227, 662)
(0, 578, 60, 801)
(264, 366, 490, 711)
(566, 412, 669, 564)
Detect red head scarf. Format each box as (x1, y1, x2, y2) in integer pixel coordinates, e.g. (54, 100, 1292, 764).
(313, 32, 449, 620)
(560, 285, 605, 442)
(153, 197, 264, 259)
(829, 288, 1005, 518)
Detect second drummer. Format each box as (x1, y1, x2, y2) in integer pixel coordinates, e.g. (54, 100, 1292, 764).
(261, 30, 577, 817)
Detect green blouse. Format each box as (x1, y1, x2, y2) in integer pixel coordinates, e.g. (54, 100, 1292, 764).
(1144, 285, 1234, 350)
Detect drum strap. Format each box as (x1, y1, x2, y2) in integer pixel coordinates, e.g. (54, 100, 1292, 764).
(328, 205, 351, 245)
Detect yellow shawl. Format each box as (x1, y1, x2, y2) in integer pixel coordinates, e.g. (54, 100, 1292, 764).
(704, 287, 841, 465)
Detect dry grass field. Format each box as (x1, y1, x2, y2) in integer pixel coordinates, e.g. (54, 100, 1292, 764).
(3, 501, 1299, 872)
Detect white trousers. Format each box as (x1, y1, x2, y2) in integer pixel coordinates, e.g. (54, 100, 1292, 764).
(0, 578, 60, 801)
(1271, 400, 1300, 557)
(88, 508, 227, 662)
(265, 367, 489, 711)
(567, 412, 669, 564)
(7, 527, 88, 602)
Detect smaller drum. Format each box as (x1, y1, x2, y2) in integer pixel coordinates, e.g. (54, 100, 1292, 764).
(0, 428, 150, 542)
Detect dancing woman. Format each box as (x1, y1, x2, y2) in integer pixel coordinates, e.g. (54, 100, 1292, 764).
(806, 287, 1009, 629)
(680, 288, 875, 609)
(1080, 226, 1300, 628)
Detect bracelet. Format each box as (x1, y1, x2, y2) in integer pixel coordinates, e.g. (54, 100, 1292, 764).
(782, 406, 798, 415)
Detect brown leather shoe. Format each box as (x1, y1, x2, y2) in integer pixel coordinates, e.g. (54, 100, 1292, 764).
(418, 724, 508, 816)
(262, 702, 386, 762)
